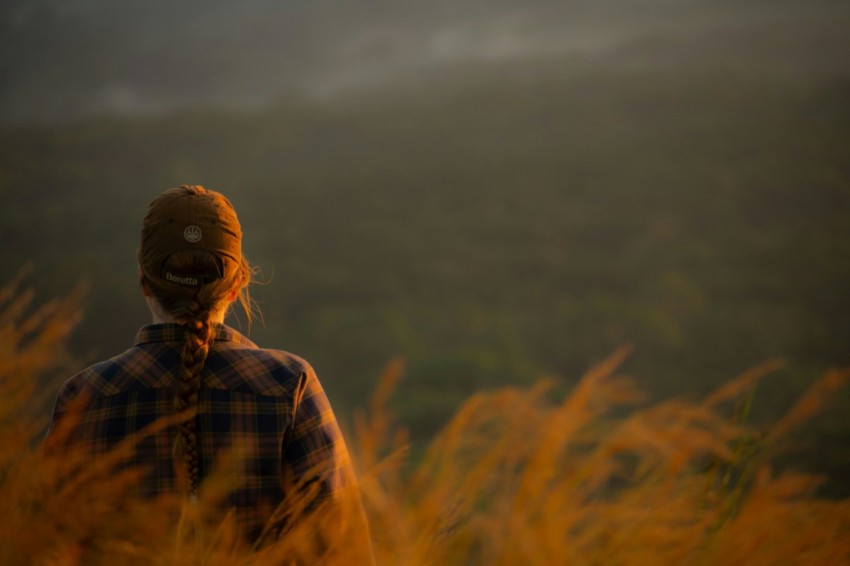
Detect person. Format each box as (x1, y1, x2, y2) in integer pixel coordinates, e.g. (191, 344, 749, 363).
(47, 185, 372, 558)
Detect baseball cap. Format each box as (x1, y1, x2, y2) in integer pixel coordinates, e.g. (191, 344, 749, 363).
(139, 185, 243, 288)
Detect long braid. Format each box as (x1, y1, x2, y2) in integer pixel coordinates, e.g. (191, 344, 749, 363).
(174, 304, 214, 497)
(146, 252, 253, 498)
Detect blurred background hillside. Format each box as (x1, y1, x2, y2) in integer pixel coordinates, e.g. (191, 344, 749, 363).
(1, 0, 849, 492)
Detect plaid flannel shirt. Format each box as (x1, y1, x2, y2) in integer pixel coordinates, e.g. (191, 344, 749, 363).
(48, 323, 356, 542)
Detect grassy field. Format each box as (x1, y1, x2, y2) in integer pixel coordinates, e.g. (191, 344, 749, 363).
(3, 272, 850, 563)
(1, 2, 849, 497)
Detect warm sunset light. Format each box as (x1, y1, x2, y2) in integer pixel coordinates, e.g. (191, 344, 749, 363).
(1, 0, 849, 562)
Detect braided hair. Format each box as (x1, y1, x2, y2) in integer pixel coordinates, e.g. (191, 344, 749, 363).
(139, 185, 256, 497)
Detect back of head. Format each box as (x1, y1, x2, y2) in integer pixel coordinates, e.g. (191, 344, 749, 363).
(138, 184, 254, 496)
(139, 184, 251, 316)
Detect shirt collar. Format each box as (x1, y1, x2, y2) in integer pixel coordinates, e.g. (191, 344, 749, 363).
(134, 323, 257, 348)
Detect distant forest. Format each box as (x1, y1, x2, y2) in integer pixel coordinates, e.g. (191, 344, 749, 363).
(2, 7, 849, 494)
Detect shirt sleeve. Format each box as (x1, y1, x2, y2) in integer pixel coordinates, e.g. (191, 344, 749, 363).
(282, 362, 354, 504)
(272, 362, 374, 563)
(44, 375, 87, 447)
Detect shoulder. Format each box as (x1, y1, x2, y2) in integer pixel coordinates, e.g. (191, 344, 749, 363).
(53, 347, 145, 411)
(206, 343, 319, 398)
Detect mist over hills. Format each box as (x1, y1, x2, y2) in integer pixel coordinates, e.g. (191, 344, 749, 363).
(3, 0, 847, 123)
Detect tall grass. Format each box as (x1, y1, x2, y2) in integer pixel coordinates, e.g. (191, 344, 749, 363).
(2, 278, 849, 564)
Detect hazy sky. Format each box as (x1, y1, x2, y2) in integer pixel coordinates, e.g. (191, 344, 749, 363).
(0, 0, 843, 122)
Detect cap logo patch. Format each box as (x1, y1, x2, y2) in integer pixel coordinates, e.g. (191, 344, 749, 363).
(184, 225, 202, 243)
(165, 272, 200, 286)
